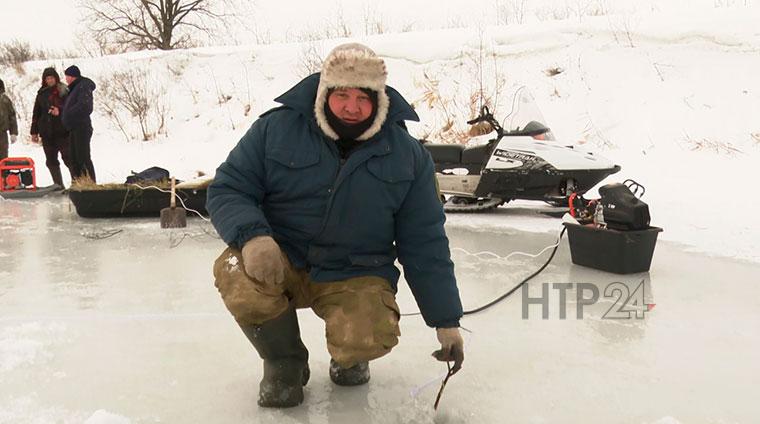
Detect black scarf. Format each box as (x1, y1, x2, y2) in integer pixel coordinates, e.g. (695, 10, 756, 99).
(324, 88, 379, 159)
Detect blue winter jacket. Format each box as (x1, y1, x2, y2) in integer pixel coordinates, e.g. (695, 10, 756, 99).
(61, 77, 96, 130)
(207, 73, 463, 328)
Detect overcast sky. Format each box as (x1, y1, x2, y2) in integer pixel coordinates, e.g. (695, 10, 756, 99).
(1, 1, 79, 48)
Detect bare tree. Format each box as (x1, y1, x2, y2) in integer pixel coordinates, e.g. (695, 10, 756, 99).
(79, 0, 230, 52)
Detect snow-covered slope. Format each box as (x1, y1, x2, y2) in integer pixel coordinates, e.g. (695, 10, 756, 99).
(2, 5, 758, 262)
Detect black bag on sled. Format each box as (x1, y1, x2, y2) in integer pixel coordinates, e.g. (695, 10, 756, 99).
(125, 167, 170, 184)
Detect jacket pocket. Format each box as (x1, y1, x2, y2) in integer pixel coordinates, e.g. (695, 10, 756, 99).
(267, 148, 320, 169)
(348, 253, 396, 267)
(366, 158, 414, 184)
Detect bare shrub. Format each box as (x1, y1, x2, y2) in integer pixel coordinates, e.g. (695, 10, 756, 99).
(362, 6, 386, 35)
(535, 0, 608, 22)
(296, 36, 325, 79)
(330, 5, 353, 38)
(240, 62, 253, 116)
(98, 68, 168, 141)
(0, 40, 36, 67)
(467, 28, 507, 118)
(400, 20, 416, 33)
(0, 40, 48, 73)
(535, 5, 571, 21)
(413, 29, 507, 144)
(207, 68, 235, 130)
(683, 134, 743, 155)
(608, 14, 637, 47)
(496, 0, 527, 25)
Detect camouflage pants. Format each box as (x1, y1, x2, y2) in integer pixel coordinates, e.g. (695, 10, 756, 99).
(213, 247, 401, 367)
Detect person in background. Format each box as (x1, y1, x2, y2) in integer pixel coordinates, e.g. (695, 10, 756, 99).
(31, 67, 72, 188)
(0, 78, 19, 161)
(61, 65, 96, 183)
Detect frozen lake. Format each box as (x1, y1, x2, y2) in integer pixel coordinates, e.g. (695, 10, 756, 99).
(1, 196, 758, 424)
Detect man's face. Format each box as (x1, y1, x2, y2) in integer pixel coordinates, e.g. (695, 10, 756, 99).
(327, 88, 373, 124)
(44, 76, 56, 87)
(65, 75, 75, 85)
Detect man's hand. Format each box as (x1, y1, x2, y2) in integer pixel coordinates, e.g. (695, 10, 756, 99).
(432, 327, 465, 374)
(241, 236, 286, 287)
(31, 134, 39, 143)
(10, 134, 17, 144)
(49, 106, 60, 116)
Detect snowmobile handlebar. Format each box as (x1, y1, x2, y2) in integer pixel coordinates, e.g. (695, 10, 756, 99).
(467, 105, 493, 125)
(467, 105, 504, 135)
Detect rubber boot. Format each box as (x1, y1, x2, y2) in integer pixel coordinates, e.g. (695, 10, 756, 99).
(329, 359, 370, 386)
(48, 165, 64, 189)
(239, 306, 310, 408)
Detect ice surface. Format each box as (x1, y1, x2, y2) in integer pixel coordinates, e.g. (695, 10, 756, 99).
(2, 197, 759, 423)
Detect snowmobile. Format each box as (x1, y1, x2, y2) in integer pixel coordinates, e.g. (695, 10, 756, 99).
(423, 88, 621, 212)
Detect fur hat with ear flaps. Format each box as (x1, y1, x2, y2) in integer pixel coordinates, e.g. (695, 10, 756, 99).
(314, 43, 389, 141)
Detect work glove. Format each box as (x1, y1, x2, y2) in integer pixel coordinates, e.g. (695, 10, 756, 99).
(241, 235, 286, 287)
(432, 327, 465, 374)
(10, 134, 17, 144)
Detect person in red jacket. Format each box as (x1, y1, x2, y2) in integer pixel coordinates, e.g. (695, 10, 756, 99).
(30, 67, 72, 188)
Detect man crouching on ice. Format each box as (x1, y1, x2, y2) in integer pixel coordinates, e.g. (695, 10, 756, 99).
(207, 43, 464, 408)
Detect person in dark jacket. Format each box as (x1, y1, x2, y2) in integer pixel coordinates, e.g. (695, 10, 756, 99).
(30, 67, 72, 188)
(208, 43, 464, 408)
(61, 65, 96, 183)
(0, 78, 19, 161)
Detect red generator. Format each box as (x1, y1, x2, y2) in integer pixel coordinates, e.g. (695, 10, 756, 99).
(0, 157, 38, 192)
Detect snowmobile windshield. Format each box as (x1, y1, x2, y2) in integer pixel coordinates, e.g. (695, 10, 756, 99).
(502, 88, 555, 140)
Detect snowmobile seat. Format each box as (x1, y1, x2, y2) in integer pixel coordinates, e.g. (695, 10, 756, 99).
(461, 144, 491, 164)
(424, 144, 464, 164)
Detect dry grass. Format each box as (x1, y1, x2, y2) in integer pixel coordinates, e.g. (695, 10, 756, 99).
(414, 72, 471, 144)
(70, 176, 212, 191)
(70, 177, 172, 191)
(685, 137, 743, 155)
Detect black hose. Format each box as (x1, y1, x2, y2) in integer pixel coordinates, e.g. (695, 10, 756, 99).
(463, 226, 566, 315)
(401, 226, 567, 318)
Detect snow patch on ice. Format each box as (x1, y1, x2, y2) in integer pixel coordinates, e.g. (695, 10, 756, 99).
(647, 417, 683, 424)
(0, 322, 68, 372)
(84, 410, 133, 424)
(0, 396, 80, 424)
